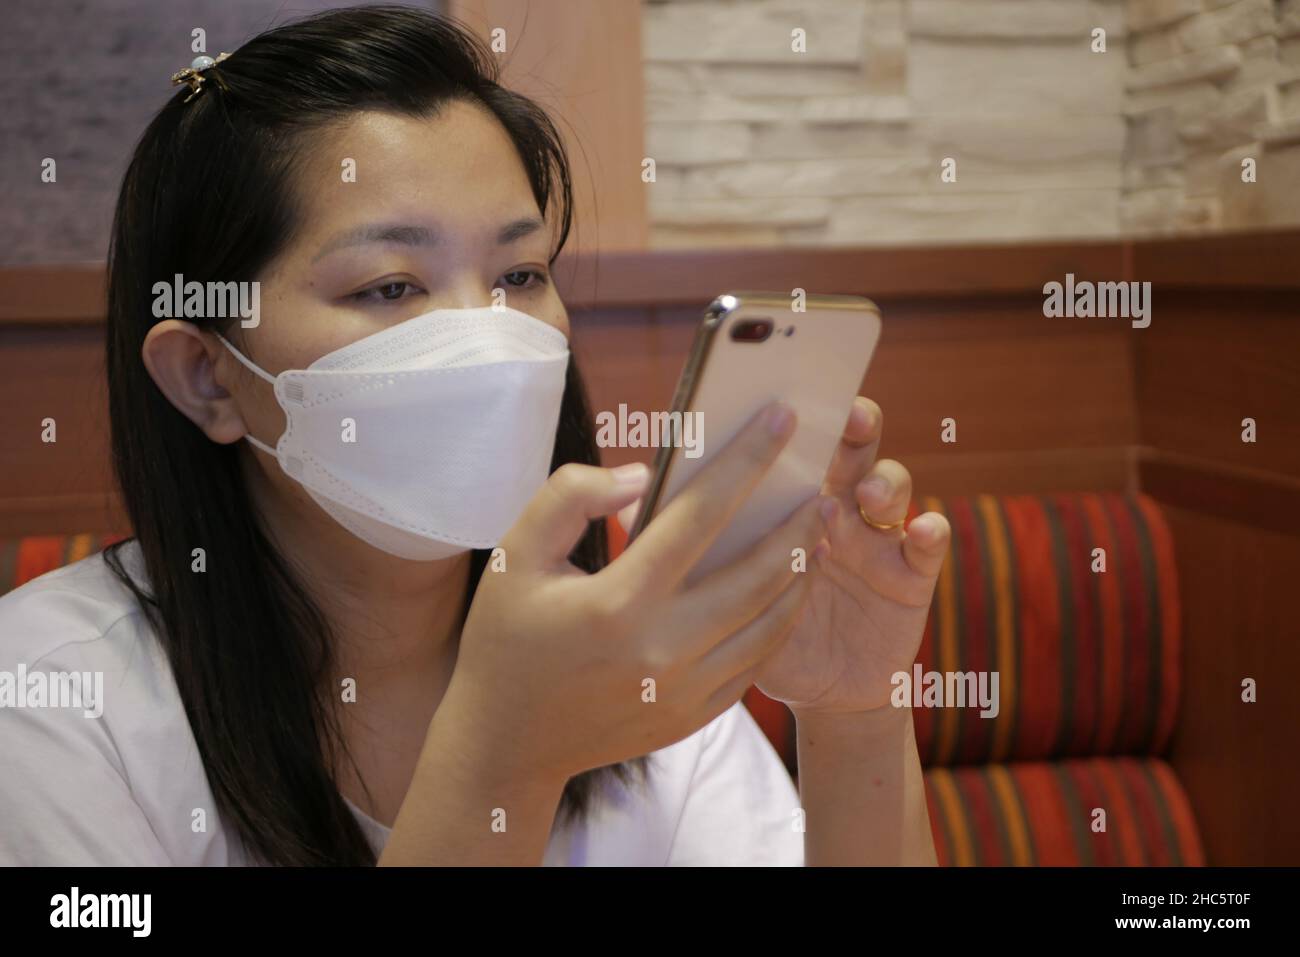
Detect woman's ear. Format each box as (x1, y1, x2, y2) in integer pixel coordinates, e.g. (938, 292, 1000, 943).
(141, 320, 249, 444)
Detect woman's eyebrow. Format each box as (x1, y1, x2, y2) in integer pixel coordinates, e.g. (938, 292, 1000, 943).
(312, 216, 545, 262)
(497, 215, 545, 244)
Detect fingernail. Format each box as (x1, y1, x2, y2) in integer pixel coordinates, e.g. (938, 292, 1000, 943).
(864, 476, 890, 501)
(765, 402, 794, 436)
(611, 462, 649, 487)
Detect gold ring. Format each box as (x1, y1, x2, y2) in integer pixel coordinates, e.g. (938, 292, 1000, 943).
(859, 502, 905, 531)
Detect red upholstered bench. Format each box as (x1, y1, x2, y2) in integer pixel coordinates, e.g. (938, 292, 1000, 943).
(0, 534, 129, 590)
(4, 491, 1203, 866)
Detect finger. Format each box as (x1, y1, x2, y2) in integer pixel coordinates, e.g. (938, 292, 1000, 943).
(901, 511, 951, 579)
(822, 396, 882, 502)
(851, 458, 912, 535)
(625, 401, 796, 587)
(506, 462, 650, 570)
(617, 496, 641, 534)
(675, 493, 831, 655)
(697, 569, 812, 710)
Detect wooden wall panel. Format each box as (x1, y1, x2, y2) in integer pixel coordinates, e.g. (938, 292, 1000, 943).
(1130, 285, 1300, 866)
(573, 295, 1139, 499)
(1139, 449, 1300, 539)
(0, 325, 124, 536)
(1135, 290, 1300, 481)
(1131, 228, 1300, 290)
(446, 0, 649, 254)
(555, 240, 1129, 308)
(1163, 506, 1300, 865)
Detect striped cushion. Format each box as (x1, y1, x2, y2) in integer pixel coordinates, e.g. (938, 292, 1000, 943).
(0, 534, 128, 595)
(731, 492, 1180, 771)
(913, 493, 1180, 765)
(926, 757, 1204, 866)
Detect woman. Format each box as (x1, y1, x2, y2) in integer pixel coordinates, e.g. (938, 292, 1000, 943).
(0, 5, 950, 866)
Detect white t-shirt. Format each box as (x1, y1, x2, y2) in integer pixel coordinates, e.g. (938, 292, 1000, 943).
(0, 541, 803, 866)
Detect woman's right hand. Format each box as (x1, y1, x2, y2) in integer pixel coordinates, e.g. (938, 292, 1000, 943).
(447, 400, 832, 787)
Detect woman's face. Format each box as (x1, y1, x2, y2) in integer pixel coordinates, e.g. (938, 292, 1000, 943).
(147, 99, 570, 564)
(228, 99, 570, 457)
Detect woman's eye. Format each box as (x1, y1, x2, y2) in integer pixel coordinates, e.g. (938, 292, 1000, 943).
(501, 269, 548, 289)
(352, 281, 421, 304)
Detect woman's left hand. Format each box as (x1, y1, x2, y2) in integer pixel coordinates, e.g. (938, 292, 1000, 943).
(755, 397, 951, 715)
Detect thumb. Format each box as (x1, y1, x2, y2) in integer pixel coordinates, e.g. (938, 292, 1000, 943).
(505, 462, 650, 570)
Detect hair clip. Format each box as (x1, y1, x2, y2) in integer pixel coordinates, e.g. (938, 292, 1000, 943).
(171, 52, 231, 104)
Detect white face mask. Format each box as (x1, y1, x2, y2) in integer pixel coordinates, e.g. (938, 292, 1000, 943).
(215, 304, 570, 561)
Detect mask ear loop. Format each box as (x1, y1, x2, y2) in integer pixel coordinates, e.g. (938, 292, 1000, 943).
(213, 332, 279, 457)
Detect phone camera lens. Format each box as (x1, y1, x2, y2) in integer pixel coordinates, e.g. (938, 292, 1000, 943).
(730, 318, 773, 342)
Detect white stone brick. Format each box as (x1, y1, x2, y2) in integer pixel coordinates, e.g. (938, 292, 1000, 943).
(1180, 196, 1220, 229)
(646, 55, 906, 100)
(1126, 80, 1221, 114)
(649, 195, 833, 227)
(748, 121, 915, 158)
(647, 90, 800, 122)
(924, 158, 1123, 191)
(638, 0, 1292, 246)
(1279, 75, 1300, 119)
(1123, 163, 1186, 190)
(1259, 117, 1300, 145)
(1223, 36, 1287, 93)
(1178, 87, 1278, 147)
(1281, 2, 1300, 39)
(644, 0, 866, 65)
(1127, 43, 1241, 90)
(644, 122, 755, 164)
(790, 188, 1121, 244)
(1127, 107, 1185, 166)
(916, 114, 1126, 164)
(1119, 188, 1218, 234)
(650, 224, 786, 249)
(867, 0, 906, 34)
(909, 1, 1125, 41)
(1174, 0, 1276, 54)
(800, 94, 910, 124)
(640, 167, 686, 206)
(1118, 187, 1182, 232)
(678, 156, 933, 197)
(1216, 146, 1268, 230)
(698, 63, 873, 97)
(1169, 90, 1231, 133)
(909, 38, 1125, 115)
(644, 63, 705, 95)
(1218, 141, 1263, 181)
(1184, 149, 1227, 196)
(1221, 142, 1300, 225)
(1130, 27, 1184, 66)
(862, 44, 908, 94)
(1125, 0, 1201, 33)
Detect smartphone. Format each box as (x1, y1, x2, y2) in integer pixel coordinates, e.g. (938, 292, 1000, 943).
(625, 291, 882, 583)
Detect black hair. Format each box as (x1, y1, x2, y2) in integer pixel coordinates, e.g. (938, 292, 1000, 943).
(103, 4, 646, 866)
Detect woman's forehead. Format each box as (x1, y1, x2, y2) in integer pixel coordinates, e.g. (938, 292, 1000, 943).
(291, 104, 545, 251)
